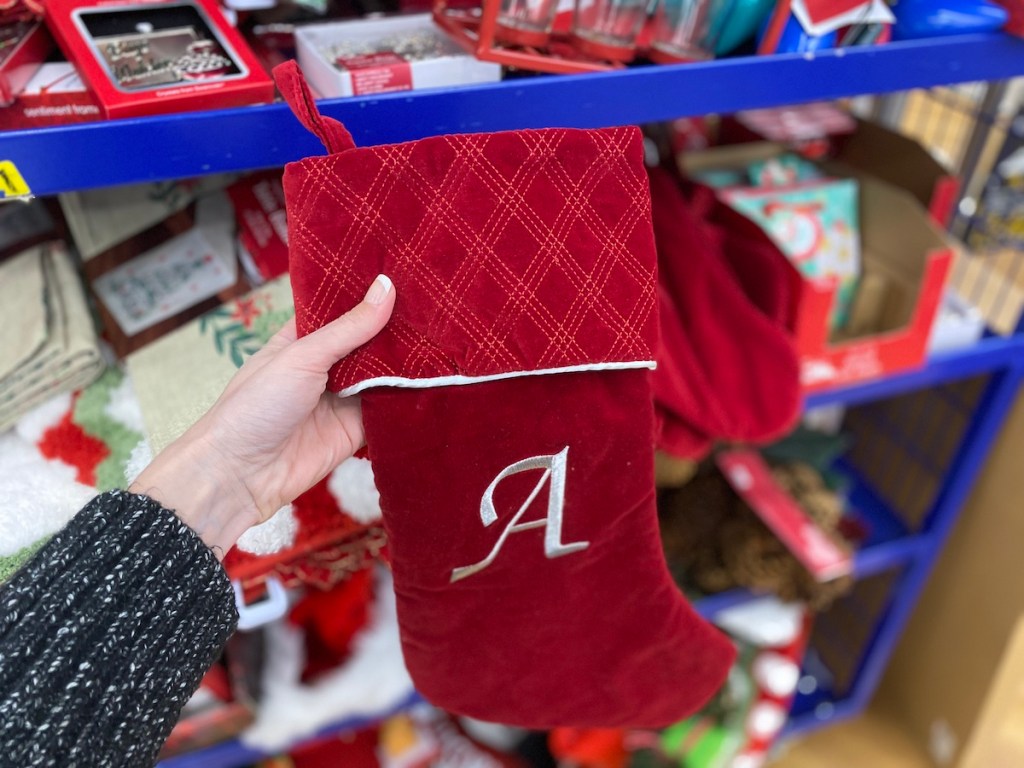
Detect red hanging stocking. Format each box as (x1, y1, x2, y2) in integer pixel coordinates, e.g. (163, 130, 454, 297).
(648, 167, 801, 460)
(275, 62, 735, 729)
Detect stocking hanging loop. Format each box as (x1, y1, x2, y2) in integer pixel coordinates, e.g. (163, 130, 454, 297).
(272, 61, 356, 155)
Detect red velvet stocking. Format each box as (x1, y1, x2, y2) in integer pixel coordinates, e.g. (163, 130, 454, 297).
(648, 167, 801, 459)
(274, 62, 734, 729)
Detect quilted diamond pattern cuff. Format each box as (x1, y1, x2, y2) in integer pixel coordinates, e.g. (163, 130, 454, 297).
(284, 126, 659, 395)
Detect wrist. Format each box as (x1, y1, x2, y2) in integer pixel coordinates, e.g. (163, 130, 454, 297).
(130, 426, 260, 559)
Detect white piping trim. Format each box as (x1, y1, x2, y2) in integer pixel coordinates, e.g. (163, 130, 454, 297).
(337, 360, 656, 396)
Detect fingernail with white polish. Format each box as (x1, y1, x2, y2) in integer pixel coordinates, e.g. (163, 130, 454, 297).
(365, 274, 393, 305)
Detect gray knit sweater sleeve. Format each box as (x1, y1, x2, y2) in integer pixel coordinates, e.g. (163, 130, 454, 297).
(0, 490, 239, 766)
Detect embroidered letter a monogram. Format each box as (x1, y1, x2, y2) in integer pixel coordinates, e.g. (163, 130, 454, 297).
(450, 446, 589, 583)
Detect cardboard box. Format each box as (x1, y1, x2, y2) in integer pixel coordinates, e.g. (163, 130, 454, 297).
(0, 21, 54, 106)
(721, 117, 960, 227)
(45, 0, 274, 119)
(681, 143, 953, 392)
(0, 61, 102, 130)
(878, 391, 1024, 767)
(958, 615, 1024, 768)
(830, 119, 961, 227)
(226, 170, 289, 284)
(295, 14, 501, 98)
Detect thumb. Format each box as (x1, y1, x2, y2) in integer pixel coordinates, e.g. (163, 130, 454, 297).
(289, 274, 396, 373)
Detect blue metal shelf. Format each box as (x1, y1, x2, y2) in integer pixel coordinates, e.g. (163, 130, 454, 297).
(3, 34, 1024, 196)
(784, 687, 861, 737)
(844, 472, 926, 579)
(785, 359, 1024, 742)
(694, 467, 924, 620)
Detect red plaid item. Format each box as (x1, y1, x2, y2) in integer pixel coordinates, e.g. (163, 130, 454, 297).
(275, 61, 734, 729)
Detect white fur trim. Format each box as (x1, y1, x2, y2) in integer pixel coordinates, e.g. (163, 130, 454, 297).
(236, 505, 298, 555)
(124, 441, 153, 486)
(0, 432, 96, 556)
(15, 393, 73, 444)
(328, 457, 382, 524)
(241, 567, 415, 750)
(104, 374, 147, 433)
(338, 360, 657, 397)
(458, 718, 527, 751)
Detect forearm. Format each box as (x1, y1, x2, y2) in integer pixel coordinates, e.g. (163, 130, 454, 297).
(130, 420, 262, 559)
(0, 490, 238, 767)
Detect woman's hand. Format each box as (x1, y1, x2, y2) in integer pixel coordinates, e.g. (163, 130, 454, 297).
(130, 275, 395, 557)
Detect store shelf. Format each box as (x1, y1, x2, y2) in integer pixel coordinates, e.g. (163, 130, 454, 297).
(784, 685, 862, 737)
(157, 691, 421, 768)
(805, 334, 1024, 410)
(695, 466, 924, 620)
(693, 337, 1024, 620)
(0, 13, 1016, 762)
(844, 473, 926, 579)
(3, 33, 1024, 197)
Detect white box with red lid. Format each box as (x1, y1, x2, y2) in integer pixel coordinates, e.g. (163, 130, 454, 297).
(294, 13, 500, 98)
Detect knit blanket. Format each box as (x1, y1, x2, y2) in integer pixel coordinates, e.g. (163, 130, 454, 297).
(1, 280, 384, 590)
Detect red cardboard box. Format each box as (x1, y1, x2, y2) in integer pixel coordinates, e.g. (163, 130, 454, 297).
(45, 0, 274, 119)
(227, 170, 289, 284)
(717, 448, 853, 582)
(682, 144, 954, 393)
(793, 174, 952, 391)
(0, 21, 53, 105)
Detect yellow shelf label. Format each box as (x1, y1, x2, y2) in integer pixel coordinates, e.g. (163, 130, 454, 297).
(0, 161, 31, 199)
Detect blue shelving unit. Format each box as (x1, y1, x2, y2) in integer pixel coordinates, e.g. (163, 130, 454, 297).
(783, 346, 1024, 738)
(692, 335, 1024, 614)
(692, 464, 930, 622)
(2, 34, 1024, 196)
(844, 476, 924, 580)
(6, 30, 1023, 764)
(685, 333, 1024, 740)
